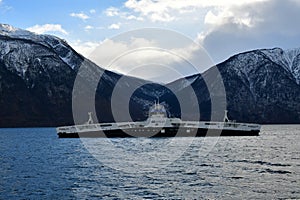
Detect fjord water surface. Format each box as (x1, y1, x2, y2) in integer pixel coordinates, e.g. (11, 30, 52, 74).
(0, 126, 299, 199)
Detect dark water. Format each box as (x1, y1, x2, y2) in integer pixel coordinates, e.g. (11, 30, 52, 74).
(0, 126, 299, 199)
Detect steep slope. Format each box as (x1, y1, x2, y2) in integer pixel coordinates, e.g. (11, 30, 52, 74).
(260, 48, 300, 84)
(217, 49, 300, 123)
(0, 24, 88, 126)
(0, 24, 167, 126)
(168, 48, 300, 123)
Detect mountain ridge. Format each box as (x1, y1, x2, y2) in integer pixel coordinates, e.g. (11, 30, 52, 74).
(1, 23, 300, 126)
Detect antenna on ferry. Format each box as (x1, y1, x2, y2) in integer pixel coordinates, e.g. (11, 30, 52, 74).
(87, 112, 94, 124)
(224, 110, 229, 122)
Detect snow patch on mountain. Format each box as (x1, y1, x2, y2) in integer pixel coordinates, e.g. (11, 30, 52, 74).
(0, 24, 42, 42)
(0, 23, 79, 74)
(0, 40, 38, 77)
(41, 35, 77, 70)
(178, 75, 199, 89)
(168, 75, 199, 92)
(261, 47, 300, 84)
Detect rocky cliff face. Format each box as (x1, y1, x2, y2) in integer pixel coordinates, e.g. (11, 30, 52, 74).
(1, 24, 300, 126)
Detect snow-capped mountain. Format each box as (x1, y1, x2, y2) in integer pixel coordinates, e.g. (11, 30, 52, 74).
(1, 23, 300, 126)
(0, 24, 85, 126)
(168, 47, 300, 123)
(0, 24, 80, 73)
(0, 24, 163, 126)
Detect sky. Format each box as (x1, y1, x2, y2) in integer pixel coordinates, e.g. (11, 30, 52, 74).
(1, 0, 300, 82)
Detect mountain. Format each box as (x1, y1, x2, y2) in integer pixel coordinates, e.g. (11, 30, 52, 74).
(1, 23, 300, 126)
(168, 48, 300, 123)
(0, 24, 79, 126)
(0, 24, 168, 127)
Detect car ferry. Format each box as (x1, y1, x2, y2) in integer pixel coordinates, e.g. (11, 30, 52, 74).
(57, 103, 260, 138)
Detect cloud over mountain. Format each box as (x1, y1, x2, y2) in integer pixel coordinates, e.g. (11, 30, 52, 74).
(198, 0, 300, 63)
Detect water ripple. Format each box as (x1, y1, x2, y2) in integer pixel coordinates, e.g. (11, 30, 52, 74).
(0, 126, 299, 199)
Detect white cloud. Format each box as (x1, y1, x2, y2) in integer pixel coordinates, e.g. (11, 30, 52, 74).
(88, 38, 179, 81)
(126, 15, 144, 21)
(84, 25, 94, 31)
(0, 0, 13, 12)
(149, 12, 175, 22)
(108, 23, 121, 30)
(104, 7, 120, 17)
(124, 0, 268, 22)
(203, 5, 257, 29)
(90, 9, 96, 14)
(104, 6, 144, 21)
(70, 40, 102, 57)
(197, 0, 300, 63)
(70, 12, 89, 20)
(67, 0, 300, 81)
(26, 24, 68, 35)
(87, 35, 213, 83)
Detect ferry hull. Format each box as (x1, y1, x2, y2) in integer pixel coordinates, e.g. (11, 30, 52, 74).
(58, 127, 259, 138)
